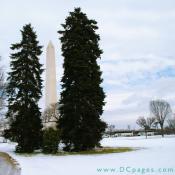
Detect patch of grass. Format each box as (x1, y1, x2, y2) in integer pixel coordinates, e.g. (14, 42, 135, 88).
(15, 147, 136, 156)
(0, 152, 21, 172)
(0, 152, 15, 166)
(56, 147, 135, 155)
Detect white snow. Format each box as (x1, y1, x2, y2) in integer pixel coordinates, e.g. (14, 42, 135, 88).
(0, 135, 175, 175)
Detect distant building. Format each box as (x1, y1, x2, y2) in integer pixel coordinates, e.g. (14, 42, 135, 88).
(113, 130, 134, 137)
(105, 129, 156, 137)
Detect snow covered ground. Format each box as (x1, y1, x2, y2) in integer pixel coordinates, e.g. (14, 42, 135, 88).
(0, 135, 175, 175)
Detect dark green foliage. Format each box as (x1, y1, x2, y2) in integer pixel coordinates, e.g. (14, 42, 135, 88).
(6, 24, 43, 153)
(58, 8, 107, 151)
(42, 128, 60, 154)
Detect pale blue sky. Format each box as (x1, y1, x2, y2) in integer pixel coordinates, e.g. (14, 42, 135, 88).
(1, 0, 175, 129)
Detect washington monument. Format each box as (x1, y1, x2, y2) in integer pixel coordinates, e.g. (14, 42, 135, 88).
(45, 41, 57, 108)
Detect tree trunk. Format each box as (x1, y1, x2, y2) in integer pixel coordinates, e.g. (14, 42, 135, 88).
(145, 130, 147, 139)
(160, 125, 164, 137)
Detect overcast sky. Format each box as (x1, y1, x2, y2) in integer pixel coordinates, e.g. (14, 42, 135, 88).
(1, 0, 175, 129)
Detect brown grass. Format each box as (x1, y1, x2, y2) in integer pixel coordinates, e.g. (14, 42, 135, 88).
(56, 147, 135, 155)
(0, 152, 20, 169)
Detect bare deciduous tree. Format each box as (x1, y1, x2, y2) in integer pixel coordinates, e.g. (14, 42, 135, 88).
(136, 116, 155, 138)
(42, 103, 59, 127)
(137, 117, 147, 138)
(0, 117, 9, 140)
(147, 117, 156, 128)
(150, 100, 172, 137)
(167, 116, 175, 129)
(0, 63, 5, 114)
(107, 124, 115, 137)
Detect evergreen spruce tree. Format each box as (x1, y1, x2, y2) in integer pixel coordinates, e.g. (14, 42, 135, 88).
(58, 8, 107, 151)
(6, 24, 43, 153)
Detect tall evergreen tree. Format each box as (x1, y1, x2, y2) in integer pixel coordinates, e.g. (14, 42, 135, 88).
(6, 24, 43, 153)
(58, 8, 106, 151)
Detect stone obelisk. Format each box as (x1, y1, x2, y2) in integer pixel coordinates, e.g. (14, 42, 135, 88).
(45, 41, 57, 108)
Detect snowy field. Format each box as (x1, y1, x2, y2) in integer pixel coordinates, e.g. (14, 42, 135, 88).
(0, 135, 175, 175)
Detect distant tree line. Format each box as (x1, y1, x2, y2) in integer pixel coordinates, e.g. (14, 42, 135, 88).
(137, 99, 175, 138)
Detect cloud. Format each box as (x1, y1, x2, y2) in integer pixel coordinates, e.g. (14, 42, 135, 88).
(101, 54, 175, 88)
(102, 76, 175, 128)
